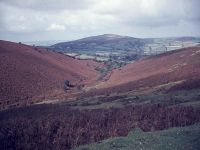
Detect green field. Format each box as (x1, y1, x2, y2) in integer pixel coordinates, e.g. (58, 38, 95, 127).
(74, 124, 200, 150)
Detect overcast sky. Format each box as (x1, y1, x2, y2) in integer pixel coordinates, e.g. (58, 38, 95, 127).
(0, 0, 200, 42)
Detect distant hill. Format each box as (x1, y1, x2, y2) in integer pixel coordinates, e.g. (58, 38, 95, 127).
(0, 40, 102, 109)
(50, 34, 145, 53)
(173, 36, 199, 42)
(49, 35, 200, 58)
(24, 40, 66, 46)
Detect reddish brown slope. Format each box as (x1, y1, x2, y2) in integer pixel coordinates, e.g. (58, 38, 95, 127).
(85, 47, 200, 96)
(0, 40, 102, 108)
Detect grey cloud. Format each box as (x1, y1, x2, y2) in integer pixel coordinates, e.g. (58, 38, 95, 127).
(94, 0, 200, 27)
(0, 0, 199, 42)
(0, 0, 93, 11)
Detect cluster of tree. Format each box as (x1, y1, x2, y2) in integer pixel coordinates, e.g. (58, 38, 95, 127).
(0, 104, 199, 149)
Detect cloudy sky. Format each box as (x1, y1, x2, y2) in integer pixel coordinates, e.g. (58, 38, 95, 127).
(0, 0, 200, 42)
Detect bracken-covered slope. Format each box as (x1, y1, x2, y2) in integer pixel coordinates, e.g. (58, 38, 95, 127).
(86, 46, 200, 96)
(0, 40, 102, 109)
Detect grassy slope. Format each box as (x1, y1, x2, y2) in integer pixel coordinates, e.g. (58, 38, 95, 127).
(74, 124, 200, 150)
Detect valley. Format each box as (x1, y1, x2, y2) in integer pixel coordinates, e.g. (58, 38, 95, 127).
(1, 0, 200, 149)
(0, 37, 200, 150)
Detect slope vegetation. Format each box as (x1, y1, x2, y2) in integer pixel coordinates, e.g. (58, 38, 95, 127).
(0, 40, 102, 109)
